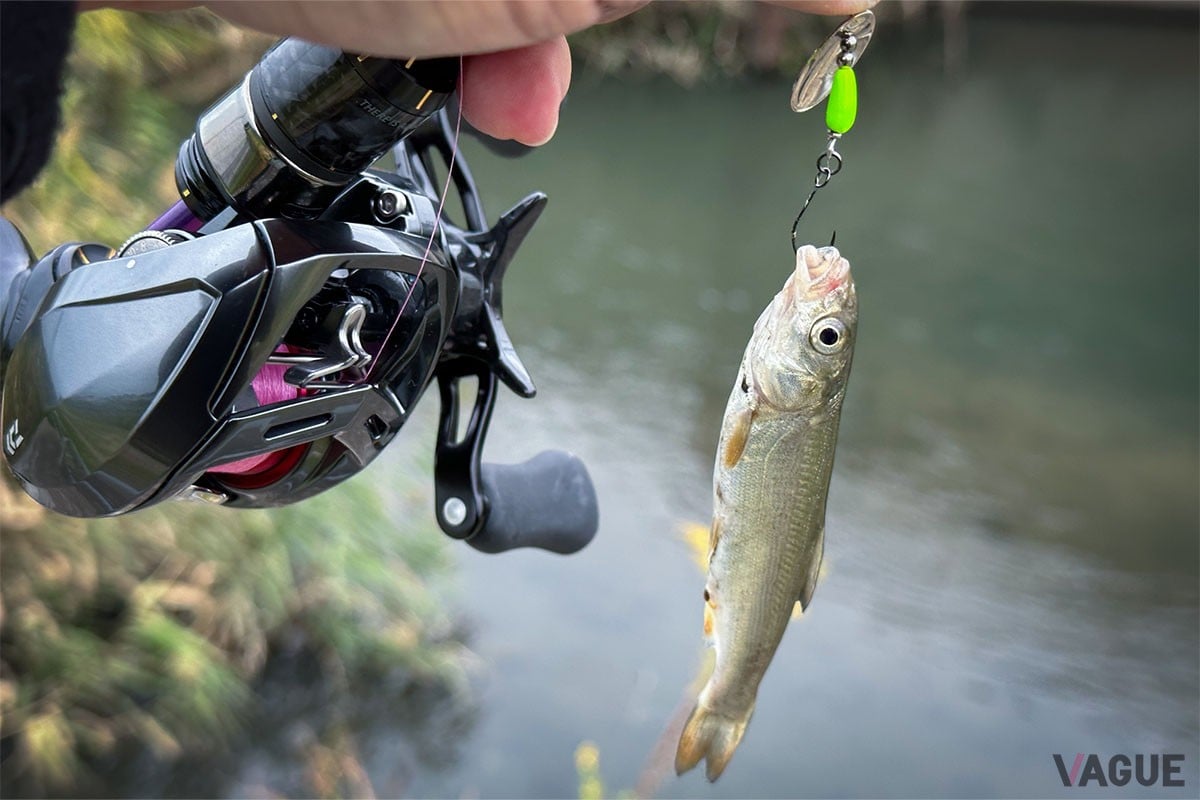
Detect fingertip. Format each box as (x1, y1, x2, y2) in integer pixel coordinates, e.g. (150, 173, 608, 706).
(461, 37, 571, 146)
(523, 113, 559, 148)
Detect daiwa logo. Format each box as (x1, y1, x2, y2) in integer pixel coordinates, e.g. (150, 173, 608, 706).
(3, 419, 22, 455)
(1054, 753, 1185, 788)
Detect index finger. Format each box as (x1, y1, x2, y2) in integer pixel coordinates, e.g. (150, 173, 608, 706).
(770, 1, 879, 14)
(204, 0, 648, 58)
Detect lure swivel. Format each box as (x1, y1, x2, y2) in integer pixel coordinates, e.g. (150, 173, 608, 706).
(793, 135, 844, 250)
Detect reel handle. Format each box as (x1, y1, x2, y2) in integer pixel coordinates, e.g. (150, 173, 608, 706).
(434, 363, 599, 556)
(471, 451, 598, 555)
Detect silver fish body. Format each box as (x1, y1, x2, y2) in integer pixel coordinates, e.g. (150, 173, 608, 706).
(676, 244, 857, 782)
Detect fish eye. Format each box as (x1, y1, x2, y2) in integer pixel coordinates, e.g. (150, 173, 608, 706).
(809, 317, 847, 354)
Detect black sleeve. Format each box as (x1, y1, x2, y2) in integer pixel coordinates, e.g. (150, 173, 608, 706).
(1, 1, 78, 202)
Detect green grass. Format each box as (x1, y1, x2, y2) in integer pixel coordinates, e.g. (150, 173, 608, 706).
(1, 465, 468, 794)
(1, 8, 268, 250)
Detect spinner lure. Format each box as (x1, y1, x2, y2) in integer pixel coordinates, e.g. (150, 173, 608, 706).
(789, 10, 876, 252)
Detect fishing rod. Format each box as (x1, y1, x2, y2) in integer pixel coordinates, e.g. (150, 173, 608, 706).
(0, 38, 598, 556)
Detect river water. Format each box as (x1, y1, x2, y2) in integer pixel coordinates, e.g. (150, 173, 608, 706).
(393, 9, 1199, 799)
(115, 7, 1200, 799)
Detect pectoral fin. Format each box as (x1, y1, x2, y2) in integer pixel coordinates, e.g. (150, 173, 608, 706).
(721, 407, 753, 470)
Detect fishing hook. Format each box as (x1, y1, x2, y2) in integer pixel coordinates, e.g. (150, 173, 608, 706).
(791, 134, 842, 252)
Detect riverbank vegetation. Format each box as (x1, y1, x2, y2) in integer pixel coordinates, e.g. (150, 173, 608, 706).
(1, 466, 470, 795)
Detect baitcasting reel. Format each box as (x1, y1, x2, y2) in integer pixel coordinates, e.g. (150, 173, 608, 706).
(0, 39, 598, 555)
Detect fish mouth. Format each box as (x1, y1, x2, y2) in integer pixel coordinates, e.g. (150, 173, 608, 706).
(791, 245, 850, 299)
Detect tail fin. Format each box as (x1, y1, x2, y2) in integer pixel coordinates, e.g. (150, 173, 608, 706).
(674, 702, 754, 782)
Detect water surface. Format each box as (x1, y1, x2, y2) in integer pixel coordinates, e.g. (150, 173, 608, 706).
(395, 11, 1198, 798)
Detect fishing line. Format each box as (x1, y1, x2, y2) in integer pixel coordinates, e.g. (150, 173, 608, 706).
(211, 350, 303, 475)
(370, 57, 465, 380)
(219, 59, 463, 475)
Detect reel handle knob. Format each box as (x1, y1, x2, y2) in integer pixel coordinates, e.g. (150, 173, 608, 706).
(468, 450, 599, 555)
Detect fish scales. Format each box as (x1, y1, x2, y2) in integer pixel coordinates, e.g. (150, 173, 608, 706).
(676, 244, 857, 782)
(711, 419, 836, 697)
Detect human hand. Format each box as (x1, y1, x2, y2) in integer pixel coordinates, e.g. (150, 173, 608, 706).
(96, 1, 877, 146)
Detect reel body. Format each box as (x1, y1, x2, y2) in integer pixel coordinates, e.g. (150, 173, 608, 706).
(0, 42, 597, 556)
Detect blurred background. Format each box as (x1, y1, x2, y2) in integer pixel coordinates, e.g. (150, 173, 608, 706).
(1, 2, 1197, 798)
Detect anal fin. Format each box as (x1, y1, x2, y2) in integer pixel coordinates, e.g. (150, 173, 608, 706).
(796, 526, 826, 612)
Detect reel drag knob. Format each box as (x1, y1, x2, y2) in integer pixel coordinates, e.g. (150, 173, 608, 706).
(116, 230, 193, 257)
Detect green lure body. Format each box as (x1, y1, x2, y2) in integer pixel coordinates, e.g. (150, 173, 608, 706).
(825, 66, 857, 134)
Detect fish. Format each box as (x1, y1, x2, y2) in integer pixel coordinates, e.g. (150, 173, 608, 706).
(675, 244, 857, 782)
